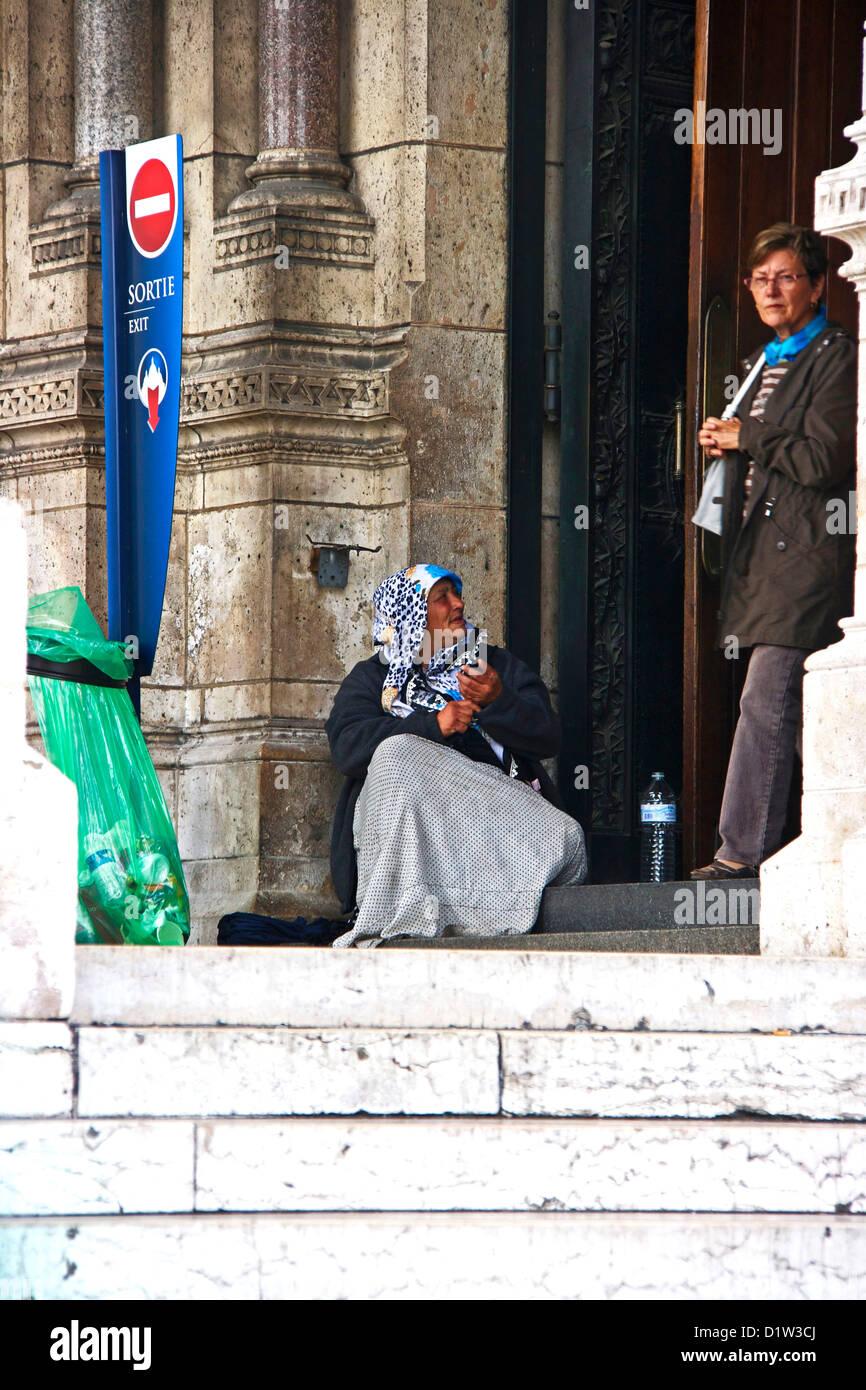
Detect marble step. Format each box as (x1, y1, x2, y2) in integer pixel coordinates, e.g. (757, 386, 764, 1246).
(537, 879, 760, 932)
(0, 1022, 72, 1118)
(65, 1025, 866, 1119)
(2, 1117, 865, 1218)
(6, 1021, 864, 1121)
(381, 926, 758, 952)
(70, 944, 866, 1032)
(4, 1211, 862, 1301)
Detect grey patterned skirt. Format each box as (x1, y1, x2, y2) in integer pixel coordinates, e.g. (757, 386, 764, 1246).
(332, 733, 587, 948)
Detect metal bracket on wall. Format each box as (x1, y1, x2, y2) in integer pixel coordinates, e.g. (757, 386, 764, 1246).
(544, 311, 562, 422)
(306, 536, 382, 589)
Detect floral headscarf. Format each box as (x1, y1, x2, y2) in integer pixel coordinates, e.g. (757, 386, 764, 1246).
(373, 564, 483, 714)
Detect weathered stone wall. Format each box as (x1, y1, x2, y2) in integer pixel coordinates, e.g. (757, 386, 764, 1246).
(387, 0, 510, 643)
(0, 0, 517, 939)
(0, 500, 78, 1021)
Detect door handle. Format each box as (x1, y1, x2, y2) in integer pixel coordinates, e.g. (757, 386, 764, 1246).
(700, 295, 733, 579)
(673, 395, 685, 481)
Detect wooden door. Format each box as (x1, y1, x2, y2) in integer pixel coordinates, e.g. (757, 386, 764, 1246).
(683, 0, 865, 871)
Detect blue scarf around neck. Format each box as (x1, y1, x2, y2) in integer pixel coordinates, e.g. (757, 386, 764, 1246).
(763, 305, 826, 366)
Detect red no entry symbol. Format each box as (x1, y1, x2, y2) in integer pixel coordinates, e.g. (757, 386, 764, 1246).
(128, 158, 176, 257)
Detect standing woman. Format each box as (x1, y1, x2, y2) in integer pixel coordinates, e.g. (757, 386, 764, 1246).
(694, 223, 857, 880)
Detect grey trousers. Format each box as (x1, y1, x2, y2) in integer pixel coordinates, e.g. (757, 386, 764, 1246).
(717, 643, 810, 868)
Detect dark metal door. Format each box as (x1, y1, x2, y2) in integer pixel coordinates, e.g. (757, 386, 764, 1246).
(559, 0, 695, 881)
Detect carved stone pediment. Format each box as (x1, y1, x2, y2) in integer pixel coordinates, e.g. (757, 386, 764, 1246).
(815, 116, 866, 279)
(0, 369, 103, 434)
(29, 211, 102, 277)
(214, 206, 375, 272)
(181, 366, 387, 423)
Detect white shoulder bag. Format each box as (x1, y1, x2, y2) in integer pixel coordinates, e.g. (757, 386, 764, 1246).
(691, 352, 765, 535)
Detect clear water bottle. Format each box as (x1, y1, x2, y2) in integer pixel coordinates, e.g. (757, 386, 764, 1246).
(639, 773, 677, 882)
(83, 833, 127, 904)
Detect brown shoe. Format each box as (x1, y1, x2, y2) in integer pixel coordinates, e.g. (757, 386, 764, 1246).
(690, 859, 758, 880)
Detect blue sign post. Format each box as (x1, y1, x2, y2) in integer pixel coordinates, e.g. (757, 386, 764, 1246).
(100, 134, 183, 718)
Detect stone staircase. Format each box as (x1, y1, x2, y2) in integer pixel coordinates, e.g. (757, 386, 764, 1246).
(2, 942, 865, 1299)
(397, 879, 761, 952)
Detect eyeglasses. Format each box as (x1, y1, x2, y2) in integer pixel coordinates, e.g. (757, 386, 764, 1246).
(743, 273, 809, 293)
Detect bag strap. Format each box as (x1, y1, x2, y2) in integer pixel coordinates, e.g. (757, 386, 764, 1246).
(26, 653, 128, 689)
(721, 351, 765, 421)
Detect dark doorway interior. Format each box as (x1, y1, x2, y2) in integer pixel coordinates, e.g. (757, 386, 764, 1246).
(558, 0, 695, 881)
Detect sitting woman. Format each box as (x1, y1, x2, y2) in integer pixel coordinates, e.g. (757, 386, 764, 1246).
(325, 564, 587, 947)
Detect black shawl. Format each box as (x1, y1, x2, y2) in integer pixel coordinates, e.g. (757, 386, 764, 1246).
(324, 646, 564, 912)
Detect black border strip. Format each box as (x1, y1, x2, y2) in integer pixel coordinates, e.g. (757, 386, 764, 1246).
(26, 654, 128, 689)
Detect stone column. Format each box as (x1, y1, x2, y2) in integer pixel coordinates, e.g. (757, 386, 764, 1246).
(45, 0, 153, 219)
(232, 0, 359, 213)
(2, 0, 154, 650)
(760, 33, 866, 957)
(169, 0, 404, 939)
(0, 501, 78, 1020)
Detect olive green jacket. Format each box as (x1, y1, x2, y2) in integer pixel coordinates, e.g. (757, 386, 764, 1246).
(719, 322, 857, 650)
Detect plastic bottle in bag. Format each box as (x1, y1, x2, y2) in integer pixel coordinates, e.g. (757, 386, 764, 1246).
(75, 872, 102, 944)
(136, 834, 171, 886)
(83, 832, 128, 911)
(139, 907, 185, 947)
(151, 872, 185, 912)
(109, 820, 135, 873)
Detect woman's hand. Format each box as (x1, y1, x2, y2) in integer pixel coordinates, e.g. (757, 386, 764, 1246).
(436, 699, 478, 736)
(699, 417, 742, 457)
(456, 662, 503, 708)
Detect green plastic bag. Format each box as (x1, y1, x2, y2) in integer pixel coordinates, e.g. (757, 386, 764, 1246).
(26, 587, 190, 946)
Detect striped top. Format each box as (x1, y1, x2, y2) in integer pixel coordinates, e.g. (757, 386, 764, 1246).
(742, 361, 790, 518)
